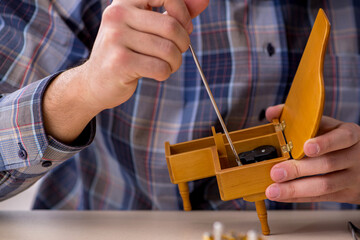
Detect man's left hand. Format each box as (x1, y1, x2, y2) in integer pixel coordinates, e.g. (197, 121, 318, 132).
(265, 104, 360, 204)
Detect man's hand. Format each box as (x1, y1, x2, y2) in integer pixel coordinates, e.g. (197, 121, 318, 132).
(43, 0, 209, 143)
(81, 0, 208, 110)
(265, 105, 360, 204)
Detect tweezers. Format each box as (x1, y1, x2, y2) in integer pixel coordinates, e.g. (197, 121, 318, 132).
(348, 221, 360, 240)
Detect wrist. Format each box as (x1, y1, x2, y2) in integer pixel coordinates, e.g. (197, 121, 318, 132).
(43, 66, 101, 144)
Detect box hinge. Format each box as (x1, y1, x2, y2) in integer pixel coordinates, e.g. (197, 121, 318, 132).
(281, 141, 293, 153)
(275, 120, 286, 132)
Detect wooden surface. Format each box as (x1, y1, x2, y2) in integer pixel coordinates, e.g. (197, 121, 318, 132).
(0, 210, 358, 240)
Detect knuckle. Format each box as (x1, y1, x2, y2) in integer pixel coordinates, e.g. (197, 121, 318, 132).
(154, 62, 171, 81)
(292, 161, 302, 179)
(103, 30, 123, 45)
(104, 47, 131, 74)
(102, 4, 127, 24)
(321, 155, 337, 172)
(160, 39, 177, 57)
(114, 47, 131, 65)
(343, 123, 359, 143)
(319, 178, 333, 194)
(163, 17, 181, 35)
(180, 35, 191, 52)
(287, 183, 297, 198)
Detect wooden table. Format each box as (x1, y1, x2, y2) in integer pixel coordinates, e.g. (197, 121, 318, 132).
(0, 210, 358, 239)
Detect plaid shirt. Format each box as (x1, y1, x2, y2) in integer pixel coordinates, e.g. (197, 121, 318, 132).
(0, 0, 359, 210)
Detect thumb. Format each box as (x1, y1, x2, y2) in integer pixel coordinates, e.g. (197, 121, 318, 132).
(184, 0, 209, 18)
(265, 104, 284, 122)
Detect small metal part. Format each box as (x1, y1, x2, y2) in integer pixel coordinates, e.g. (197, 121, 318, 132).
(348, 221, 360, 240)
(238, 145, 278, 165)
(189, 44, 241, 166)
(275, 120, 286, 132)
(281, 141, 293, 154)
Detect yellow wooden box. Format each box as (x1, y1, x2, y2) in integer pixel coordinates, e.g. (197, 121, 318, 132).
(165, 9, 330, 235)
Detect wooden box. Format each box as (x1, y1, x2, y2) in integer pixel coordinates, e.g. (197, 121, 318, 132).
(165, 9, 330, 235)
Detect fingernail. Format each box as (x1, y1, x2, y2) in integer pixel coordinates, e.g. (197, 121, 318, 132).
(272, 168, 287, 182)
(267, 185, 280, 199)
(306, 142, 320, 155)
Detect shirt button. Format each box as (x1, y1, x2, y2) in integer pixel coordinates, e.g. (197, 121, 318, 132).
(41, 161, 52, 168)
(18, 149, 27, 159)
(266, 43, 275, 57)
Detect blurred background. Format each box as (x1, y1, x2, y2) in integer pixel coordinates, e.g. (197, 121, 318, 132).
(0, 182, 40, 210)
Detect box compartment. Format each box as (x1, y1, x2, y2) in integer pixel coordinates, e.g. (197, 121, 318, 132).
(212, 121, 290, 201)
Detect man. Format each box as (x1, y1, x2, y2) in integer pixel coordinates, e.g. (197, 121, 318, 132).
(0, 0, 359, 210)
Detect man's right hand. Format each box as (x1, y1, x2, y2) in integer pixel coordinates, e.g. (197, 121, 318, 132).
(43, 0, 209, 144)
(82, 0, 208, 110)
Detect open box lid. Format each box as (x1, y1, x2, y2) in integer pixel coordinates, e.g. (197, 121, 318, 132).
(279, 9, 330, 160)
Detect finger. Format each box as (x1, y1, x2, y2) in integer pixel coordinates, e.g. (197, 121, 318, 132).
(127, 8, 190, 52)
(270, 147, 356, 182)
(304, 122, 360, 157)
(184, 0, 209, 18)
(122, 28, 182, 73)
(116, 47, 172, 81)
(265, 104, 284, 122)
(131, 0, 193, 33)
(273, 189, 356, 203)
(316, 116, 341, 136)
(266, 170, 349, 201)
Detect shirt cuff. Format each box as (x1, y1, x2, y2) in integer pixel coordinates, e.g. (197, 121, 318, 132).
(0, 72, 96, 172)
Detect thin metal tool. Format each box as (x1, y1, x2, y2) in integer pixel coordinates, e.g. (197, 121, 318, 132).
(189, 44, 242, 166)
(349, 221, 360, 240)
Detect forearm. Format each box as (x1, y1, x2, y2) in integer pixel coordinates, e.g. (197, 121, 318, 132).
(0, 74, 96, 201)
(42, 66, 101, 144)
(0, 0, 103, 201)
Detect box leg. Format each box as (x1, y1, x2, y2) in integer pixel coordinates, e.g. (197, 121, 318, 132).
(255, 200, 270, 235)
(178, 182, 192, 211)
